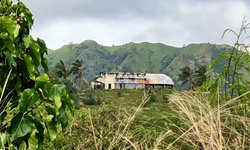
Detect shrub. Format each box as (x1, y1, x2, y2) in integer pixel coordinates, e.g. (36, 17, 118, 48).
(77, 89, 102, 106)
(149, 94, 157, 103)
(144, 91, 157, 107)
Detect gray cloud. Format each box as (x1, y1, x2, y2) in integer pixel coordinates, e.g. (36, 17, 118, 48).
(22, 0, 173, 20)
(17, 0, 250, 49)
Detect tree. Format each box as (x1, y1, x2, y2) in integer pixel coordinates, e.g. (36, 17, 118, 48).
(178, 65, 207, 90)
(52, 60, 77, 100)
(0, 1, 73, 149)
(178, 66, 194, 90)
(69, 59, 86, 88)
(194, 65, 207, 87)
(53, 60, 70, 79)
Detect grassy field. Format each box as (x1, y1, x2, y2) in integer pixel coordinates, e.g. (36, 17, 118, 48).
(44, 89, 250, 150)
(44, 89, 178, 149)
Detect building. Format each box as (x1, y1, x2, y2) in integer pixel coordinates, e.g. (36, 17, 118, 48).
(90, 72, 174, 90)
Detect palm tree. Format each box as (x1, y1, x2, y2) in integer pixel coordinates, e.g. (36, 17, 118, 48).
(178, 66, 194, 90)
(194, 65, 207, 87)
(53, 60, 70, 79)
(69, 59, 85, 87)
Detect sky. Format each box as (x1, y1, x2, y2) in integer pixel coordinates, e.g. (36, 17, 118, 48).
(19, 0, 250, 50)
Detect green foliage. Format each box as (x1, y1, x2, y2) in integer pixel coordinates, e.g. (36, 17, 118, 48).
(149, 94, 157, 103)
(53, 60, 69, 78)
(70, 59, 87, 89)
(178, 66, 194, 90)
(53, 59, 88, 89)
(194, 65, 207, 86)
(77, 90, 102, 106)
(0, 1, 73, 149)
(205, 18, 250, 99)
(178, 65, 207, 90)
(83, 94, 101, 105)
(144, 90, 157, 107)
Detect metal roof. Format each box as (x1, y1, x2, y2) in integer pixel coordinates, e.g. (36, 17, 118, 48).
(145, 73, 174, 85)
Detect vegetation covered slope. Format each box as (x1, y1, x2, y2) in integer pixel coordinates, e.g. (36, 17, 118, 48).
(46, 40, 231, 89)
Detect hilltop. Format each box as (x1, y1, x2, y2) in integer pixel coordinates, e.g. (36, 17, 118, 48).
(46, 40, 231, 89)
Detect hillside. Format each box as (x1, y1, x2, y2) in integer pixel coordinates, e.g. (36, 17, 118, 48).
(46, 40, 231, 89)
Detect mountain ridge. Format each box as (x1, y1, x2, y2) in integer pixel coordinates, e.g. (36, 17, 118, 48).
(46, 40, 231, 89)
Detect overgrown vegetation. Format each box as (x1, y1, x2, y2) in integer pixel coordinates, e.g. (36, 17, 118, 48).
(0, 1, 73, 149)
(77, 89, 102, 106)
(1, 0, 250, 149)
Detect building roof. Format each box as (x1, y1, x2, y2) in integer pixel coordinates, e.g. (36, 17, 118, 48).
(145, 73, 174, 85)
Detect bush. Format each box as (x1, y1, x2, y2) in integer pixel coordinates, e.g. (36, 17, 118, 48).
(77, 89, 102, 106)
(149, 94, 157, 103)
(84, 94, 102, 105)
(144, 91, 157, 107)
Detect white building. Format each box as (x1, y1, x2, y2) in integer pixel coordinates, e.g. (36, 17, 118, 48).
(90, 72, 174, 90)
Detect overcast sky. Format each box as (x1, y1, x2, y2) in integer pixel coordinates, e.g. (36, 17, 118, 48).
(19, 0, 250, 50)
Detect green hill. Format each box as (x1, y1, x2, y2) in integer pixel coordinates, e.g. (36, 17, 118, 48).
(46, 40, 231, 89)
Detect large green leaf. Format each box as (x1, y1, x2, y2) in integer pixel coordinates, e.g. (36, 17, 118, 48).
(0, 16, 17, 37)
(34, 119, 44, 145)
(3, 50, 16, 67)
(19, 89, 39, 113)
(46, 83, 65, 100)
(62, 94, 74, 114)
(47, 122, 57, 141)
(54, 95, 62, 116)
(41, 57, 48, 73)
(57, 107, 68, 128)
(9, 113, 35, 142)
(13, 24, 20, 38)
(28, 130, 38, 150)
(37, 38, 47, 55)
(35, 73, 49, 89)
(207, 51, 227, 74)
(30, 42, 41, 67)
(23, 35, 32, 48)
(23, 36, 41, 67)
(24, 54, 36, 80)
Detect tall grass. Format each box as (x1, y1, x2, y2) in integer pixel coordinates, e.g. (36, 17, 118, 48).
(167, 91, 250, 150)
(44, 90, 250, 149)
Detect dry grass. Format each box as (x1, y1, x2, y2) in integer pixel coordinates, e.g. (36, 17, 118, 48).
(106, 91, 150, 150)
(167, 91, 250, 150)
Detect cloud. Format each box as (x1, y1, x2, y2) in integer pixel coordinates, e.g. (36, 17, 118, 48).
(19, 0, 250, 49)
